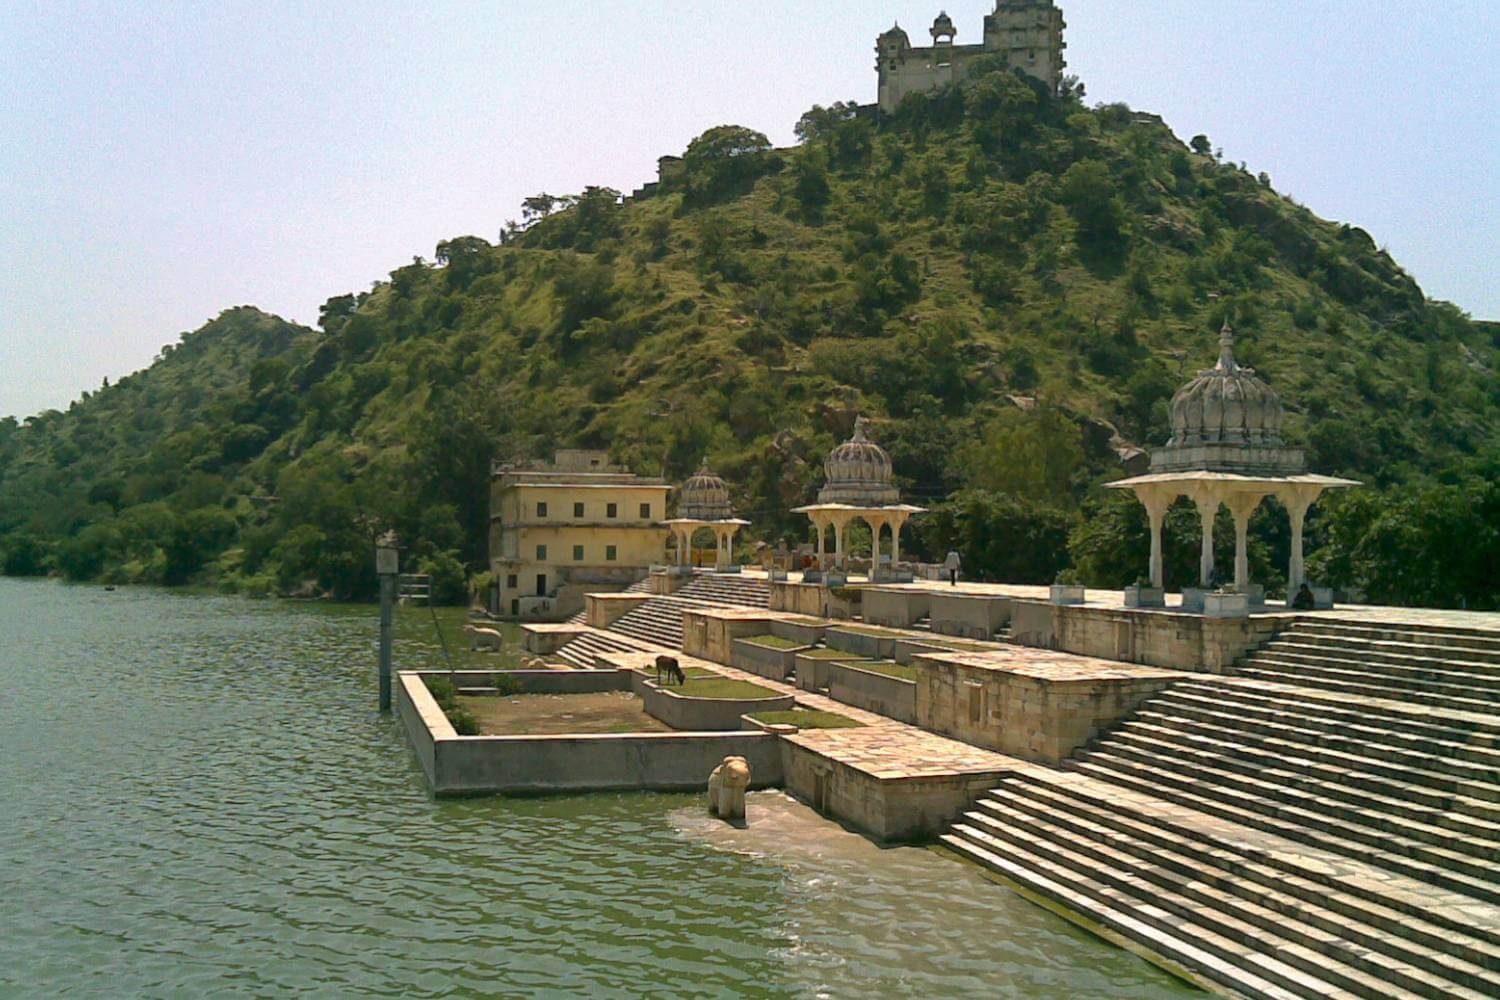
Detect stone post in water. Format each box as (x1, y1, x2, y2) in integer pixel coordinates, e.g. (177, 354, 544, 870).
(376, 532, 400, 713)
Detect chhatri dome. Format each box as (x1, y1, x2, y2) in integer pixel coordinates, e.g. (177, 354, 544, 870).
(818, 417, 901, 506)
(1152, 321, 1303, 476)
(676, 464, 735, 521)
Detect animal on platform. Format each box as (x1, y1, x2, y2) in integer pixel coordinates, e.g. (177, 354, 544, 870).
(463, 625, 503, 652)
(707, 755, 752, 822)
(655, 655, 686, 686)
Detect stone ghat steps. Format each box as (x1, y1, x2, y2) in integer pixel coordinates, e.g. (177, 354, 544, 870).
(1299, 619, 1500, 654)
(1149, 685, 1500, 802)
(1099, 721, 1500, 864)
(607, 600, 685, 649)
(944, 774, 1500, 999)
(1237, 659, 1497, 715)
(553, 630, 646, 669)
(1261, 637, 1500, 687)
(673, 575, 770, 608)
(1273, 633, 1500, 670)
(1065, 750, 1500, 906)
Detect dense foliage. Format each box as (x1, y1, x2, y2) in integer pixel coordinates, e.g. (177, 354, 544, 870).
(2, 66, 1496, 606)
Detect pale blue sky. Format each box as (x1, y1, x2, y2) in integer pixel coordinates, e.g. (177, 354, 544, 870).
(2, 1, 1496, 419)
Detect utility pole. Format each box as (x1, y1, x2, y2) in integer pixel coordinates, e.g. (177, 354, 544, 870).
(376, 532, 400, 713)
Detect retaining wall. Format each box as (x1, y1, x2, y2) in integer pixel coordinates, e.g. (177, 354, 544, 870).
(928, 593, 1012, 640)
(642, 682, 795, 731)
(1008, 600, 1291, 673)
(825, 662, 917, 724)
(912, 651, 1181, 763)
(860, 588, 930, 628)
(730, 638, 807, 681)
(825, 626, 900, 660)
(398, 671, 783, 795)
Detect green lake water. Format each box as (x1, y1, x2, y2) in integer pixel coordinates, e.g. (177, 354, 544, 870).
(0, 578, 1196, 997)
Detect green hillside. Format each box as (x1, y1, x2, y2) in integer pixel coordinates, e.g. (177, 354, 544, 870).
(3, 66, 1496, 606)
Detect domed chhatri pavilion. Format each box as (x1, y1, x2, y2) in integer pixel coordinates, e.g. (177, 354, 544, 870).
(662, 464, 749, 571)
(1108, 322, 1359, 598)
(793, 417, 926, 574)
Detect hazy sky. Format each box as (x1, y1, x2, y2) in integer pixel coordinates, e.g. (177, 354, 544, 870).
(3, 1, 1496, 419)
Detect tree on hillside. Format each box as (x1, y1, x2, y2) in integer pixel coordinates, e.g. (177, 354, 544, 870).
(682, 125, 776, 203)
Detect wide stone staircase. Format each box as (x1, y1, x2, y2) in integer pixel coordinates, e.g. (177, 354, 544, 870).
(942, 617, 1500, 998)
(551, 574, 771, 667)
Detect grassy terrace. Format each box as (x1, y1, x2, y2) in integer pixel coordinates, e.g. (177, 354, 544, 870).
(748, 709, 864, 730)
(670, 676, 784, 700)
(739, 633, 807, 650)
(798, 647, 870, 660)
(836, 659, 919, 681)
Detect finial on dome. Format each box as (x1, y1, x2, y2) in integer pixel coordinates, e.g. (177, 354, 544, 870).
(851, 416, 870, 442)
(1216, 319, 1238, 371)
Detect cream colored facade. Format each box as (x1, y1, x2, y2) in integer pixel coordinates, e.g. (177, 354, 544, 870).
(489, 451, 669, 620)
(877, 1, 1066, 114)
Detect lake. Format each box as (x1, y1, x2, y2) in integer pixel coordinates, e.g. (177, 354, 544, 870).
(0, 578, 1194, 997)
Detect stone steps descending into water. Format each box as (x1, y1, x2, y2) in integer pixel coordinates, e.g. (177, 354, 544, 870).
(943, 616, 1500, 997)
(550, 573, 770, 663)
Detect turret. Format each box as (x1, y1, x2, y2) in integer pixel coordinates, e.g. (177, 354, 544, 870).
(930, 11, 956, 46)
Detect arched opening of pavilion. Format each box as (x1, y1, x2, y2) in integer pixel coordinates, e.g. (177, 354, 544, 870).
(662, 464, 749, 572)
(1107, 322, 1359, 608)
(792, 417, 926, 581)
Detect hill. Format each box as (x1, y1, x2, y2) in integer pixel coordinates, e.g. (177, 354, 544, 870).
(2, 66, 1496, 606)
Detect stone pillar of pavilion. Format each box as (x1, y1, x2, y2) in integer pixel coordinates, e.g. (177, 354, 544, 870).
(792, 417, 926, 580)
(662, 464, 750, 572)
(1107, 322, 1359, 607)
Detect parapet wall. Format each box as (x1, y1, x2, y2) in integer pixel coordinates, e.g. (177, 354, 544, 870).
(1009, 600, 1290, 673)
(397, 671, 782, 795)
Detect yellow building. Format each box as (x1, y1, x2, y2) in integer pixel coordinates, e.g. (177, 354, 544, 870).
(488, 450, 670, 620)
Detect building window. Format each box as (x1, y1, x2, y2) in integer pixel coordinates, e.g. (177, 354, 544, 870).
(506, 574, 518, 589)
(573, 501, 584, 518)
(606, 545, 617, 562)
(536, 501, 548, 517)
(536, 544, 547, 561)
(606, 502, 618, 518)
(573, 545, 584, 561)
(639, 502, 651, 519)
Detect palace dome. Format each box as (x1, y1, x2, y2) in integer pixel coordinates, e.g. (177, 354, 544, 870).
(1167, 322, 1285, 448)
(818, 418, 901, 505)
(677, 464, 735, 521)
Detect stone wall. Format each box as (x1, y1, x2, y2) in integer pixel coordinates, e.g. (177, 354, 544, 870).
(642, 682, 795, 731)
(397, 671, 783, 795)
(912, 651, 1181, 763)
(825, 626, 900, 660)
(769, 581, 860, 619)
(586, 593, 652, 628)
(681, 608, 781, 664)
(928, 593, 1012, 639)
(781, 739, 1003, 843)
(730, 638, 807, 681)
(767, 618, 826, 646)
(1009, 600, 1290, 673)
(521, 624, 589, 655)
(861, 588, 930, 628)
(825, 662, 917, 724)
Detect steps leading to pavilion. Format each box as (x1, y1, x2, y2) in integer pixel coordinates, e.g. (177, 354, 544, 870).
(1238, 618, 1500, 714)
(941, 620, 1500, 998)
(552, 630, 646, 669)
(548, 572, 771, 664)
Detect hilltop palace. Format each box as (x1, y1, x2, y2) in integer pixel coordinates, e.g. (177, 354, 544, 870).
(877, 1, 1067, 113)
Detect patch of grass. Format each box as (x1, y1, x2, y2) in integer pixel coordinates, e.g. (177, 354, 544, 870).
(748, 709, 863, 729)
(424, 675, 480, 733)
(798, 647, 870, 660)
(836, 659, 918, 681)
(740, 633, 805, 649)
(672, 676, 784, 700)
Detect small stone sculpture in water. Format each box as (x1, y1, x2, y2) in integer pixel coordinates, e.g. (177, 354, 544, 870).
(707, 755, 752, 822)
(463, 625, 503, 652)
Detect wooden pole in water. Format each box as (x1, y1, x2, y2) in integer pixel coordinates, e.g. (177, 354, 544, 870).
(376, 533, 400, 713)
